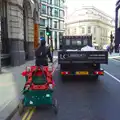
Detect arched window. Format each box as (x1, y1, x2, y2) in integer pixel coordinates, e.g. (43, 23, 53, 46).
(82, 27, 85, 34)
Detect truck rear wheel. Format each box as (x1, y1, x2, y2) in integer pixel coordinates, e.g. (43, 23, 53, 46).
(93, 75, 99, 81)
(61, 76, 66, 82)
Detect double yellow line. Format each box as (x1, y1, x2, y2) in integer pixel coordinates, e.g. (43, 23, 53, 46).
(22, 107, 36, 120)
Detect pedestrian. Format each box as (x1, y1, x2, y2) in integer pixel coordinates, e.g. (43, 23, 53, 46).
(35, 37, 53, 66)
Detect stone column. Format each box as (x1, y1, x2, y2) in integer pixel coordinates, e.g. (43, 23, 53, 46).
(23, 0, 35, 60)
(0, 1, 2, 72)
(33, 0, 40, 49)
(27, 16, 34, 60)
(7, 1, 25, 66)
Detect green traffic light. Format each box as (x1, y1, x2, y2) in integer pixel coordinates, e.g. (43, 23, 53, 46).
(46, 32, 49, 35)
(46, 32, 50, 36)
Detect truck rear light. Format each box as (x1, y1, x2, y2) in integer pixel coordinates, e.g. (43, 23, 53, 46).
(94, 71, 104, 75)
(61, 71, 70, 75)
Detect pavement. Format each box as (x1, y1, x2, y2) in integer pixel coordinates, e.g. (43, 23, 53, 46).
(0, 51, 58, 120)
(108, 52, 120, 60)
(9, 56, 120, 120)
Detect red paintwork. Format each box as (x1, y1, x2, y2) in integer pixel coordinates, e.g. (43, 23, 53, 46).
(21, 66, 55, 90)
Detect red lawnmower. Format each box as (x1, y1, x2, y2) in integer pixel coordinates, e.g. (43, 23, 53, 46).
(18, 65, 58, 115)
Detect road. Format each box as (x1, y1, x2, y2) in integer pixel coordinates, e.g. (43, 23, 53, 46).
(11, 58, 120, 120)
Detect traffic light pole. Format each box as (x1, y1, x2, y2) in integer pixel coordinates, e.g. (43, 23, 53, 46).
(50, 36, 53, 57)
(47, 35, 49, 44)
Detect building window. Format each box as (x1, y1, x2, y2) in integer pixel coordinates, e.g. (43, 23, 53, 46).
(47, 0, 52, 4)
(47, 18, 49, 26)
(40, 30, 45, 37)
(50, 7, 52, 16)
(50, 0, 52, 4)
(94, 27, 96, 34)
(74, 28, 76, 34)
(105, 29, 107, 36)
(54, 8, 59, 17)
(103, 38, 104, 42)
(41, 4, 47, 14)
(103, 29, 106, 36)
(60, 10, 64, 18)
(66, 39, 70, 45)
(40, 18, 46, 26)
(60, 0, 64, 7)
(50, 18, 52, 28)
(77, 41, 82, 46)
(88, 26, 91, 33)
(41, 0, 47, 2)
(82, 27, 84, 33)
(68, 29, 70, 34)
(59, 20, 64, 29)
(47, 6, 49, 15)
(83, 39, 88, 45)
(72, 40, 77, 45)
(47, 7, 52, 16)
(54, 0, 59, 6)
(54, 21, 57, 28)
(100, 28, 102, 36)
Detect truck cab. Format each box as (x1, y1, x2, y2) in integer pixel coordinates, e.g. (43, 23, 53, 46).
(59, 35, 92, 50)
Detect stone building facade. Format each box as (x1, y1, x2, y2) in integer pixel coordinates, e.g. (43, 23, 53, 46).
(115, 0, 120, 52)
(0, 0, 39, 66)
(39, 0, 65, 50)
(65, 6, 114, 49)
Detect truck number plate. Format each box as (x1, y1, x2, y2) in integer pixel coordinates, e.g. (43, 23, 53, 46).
(76, 71, 88, 75)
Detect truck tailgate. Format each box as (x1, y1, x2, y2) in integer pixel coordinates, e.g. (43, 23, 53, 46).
(58, 51, 108, 64)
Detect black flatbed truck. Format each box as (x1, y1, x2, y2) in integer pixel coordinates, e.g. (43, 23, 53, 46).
(58, 35, 108, 80)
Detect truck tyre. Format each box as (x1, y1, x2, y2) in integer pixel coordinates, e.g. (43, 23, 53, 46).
(61, 76, 65, 82)
(93, 75, 99, 81)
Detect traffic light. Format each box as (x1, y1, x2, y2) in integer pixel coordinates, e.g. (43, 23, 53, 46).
(46, 26, 51, 36)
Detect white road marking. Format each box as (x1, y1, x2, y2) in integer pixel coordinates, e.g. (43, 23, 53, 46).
(105, 71, 120, 83)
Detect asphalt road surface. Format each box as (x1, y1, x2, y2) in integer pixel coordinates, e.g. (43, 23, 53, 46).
(11, 59, 120, 120)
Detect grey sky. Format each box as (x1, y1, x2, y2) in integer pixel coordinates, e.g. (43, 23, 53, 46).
(65, 0, 116, 18)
